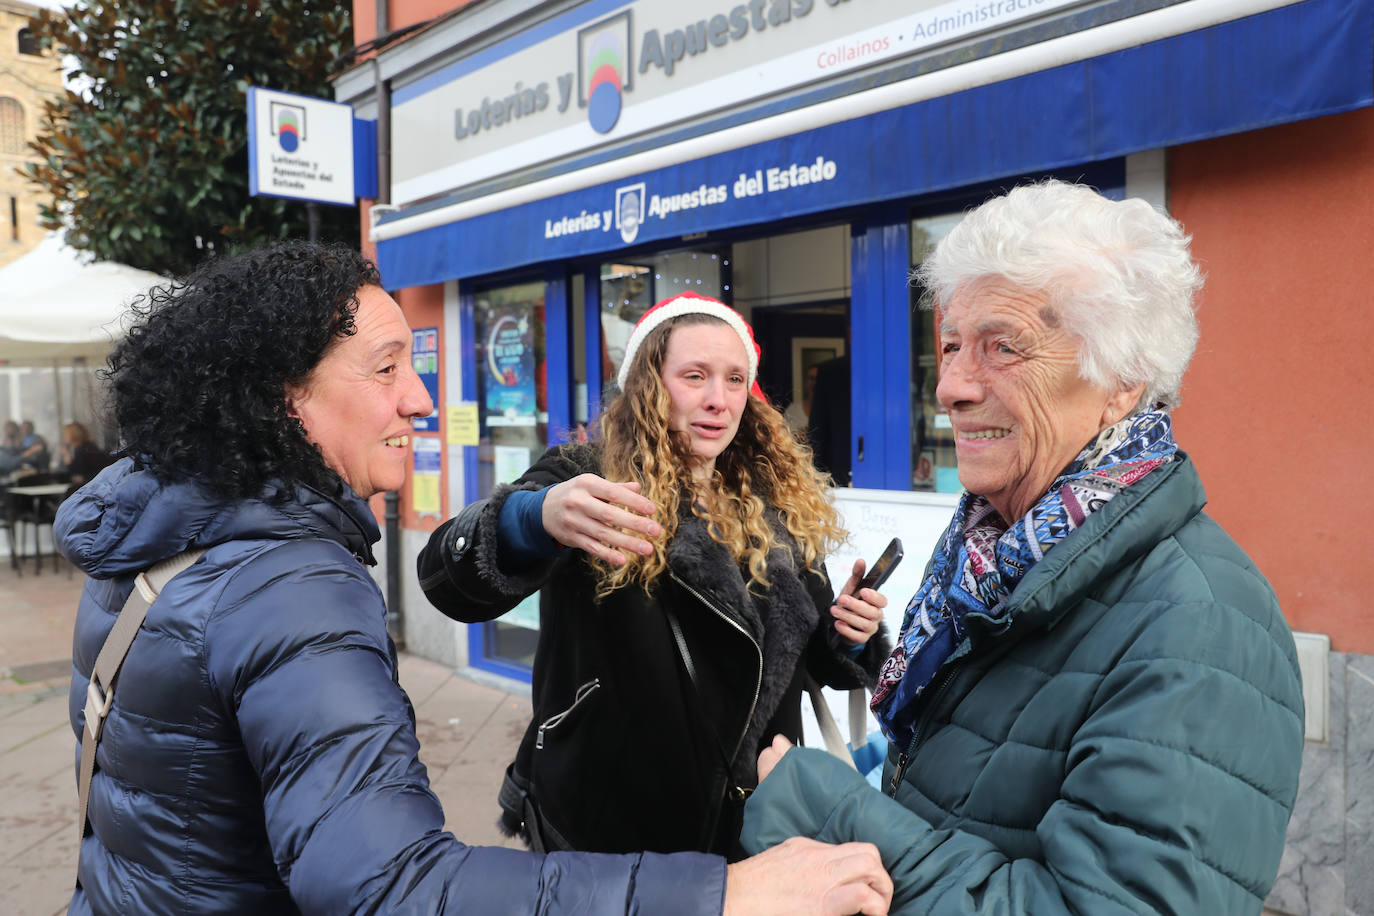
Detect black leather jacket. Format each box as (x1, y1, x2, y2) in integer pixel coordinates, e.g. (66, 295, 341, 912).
(417, 444, 889, 859)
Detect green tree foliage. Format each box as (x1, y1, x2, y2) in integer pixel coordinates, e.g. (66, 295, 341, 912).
(22, 0, 358, 277)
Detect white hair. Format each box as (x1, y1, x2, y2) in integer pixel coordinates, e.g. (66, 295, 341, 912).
(915, 179, 1203, 411)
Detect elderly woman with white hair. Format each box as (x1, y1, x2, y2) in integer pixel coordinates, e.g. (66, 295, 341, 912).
(739, 180, 1304, 915)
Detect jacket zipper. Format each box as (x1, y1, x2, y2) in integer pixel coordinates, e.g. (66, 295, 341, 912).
(668, 572, 763, 767)
(535, 678, 601, 749)
(887, 665, 959, 797)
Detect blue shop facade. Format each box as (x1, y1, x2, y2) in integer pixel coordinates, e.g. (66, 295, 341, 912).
(334, 0, 1371, 680)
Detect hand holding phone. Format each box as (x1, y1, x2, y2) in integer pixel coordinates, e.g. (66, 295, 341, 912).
(832, 538, 902, 646)
(857, 537, 904, 594)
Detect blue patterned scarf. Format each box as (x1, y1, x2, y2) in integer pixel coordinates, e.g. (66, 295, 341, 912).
(870, 410, 1179, 748)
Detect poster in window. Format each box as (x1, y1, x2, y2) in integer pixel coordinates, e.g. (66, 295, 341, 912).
(483, 311, 536, 424)
(411, 327, 440, 432)
(493, 445, 532, 487)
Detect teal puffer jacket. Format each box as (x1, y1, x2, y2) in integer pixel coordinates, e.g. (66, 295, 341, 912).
(742, 454, 1303, 915)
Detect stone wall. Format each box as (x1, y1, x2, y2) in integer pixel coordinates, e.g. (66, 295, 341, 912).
(0, 0, 62, 269)
(1266, 650, 1374, 916)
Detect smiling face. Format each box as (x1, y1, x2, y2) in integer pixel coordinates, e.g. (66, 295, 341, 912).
(936, 277, 1143, 522)
(660, 320, 751, 481)
(287, 285, 434, 500)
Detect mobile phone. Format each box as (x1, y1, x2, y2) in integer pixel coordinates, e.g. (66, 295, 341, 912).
(857, 537, 904, 593)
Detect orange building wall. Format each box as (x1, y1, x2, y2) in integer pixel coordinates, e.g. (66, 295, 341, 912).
(352, 0, 473, 45)
(1168, 106, 1374, 654)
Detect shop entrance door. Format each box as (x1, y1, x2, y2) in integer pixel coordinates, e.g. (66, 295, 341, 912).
(468, 280, 547, 671)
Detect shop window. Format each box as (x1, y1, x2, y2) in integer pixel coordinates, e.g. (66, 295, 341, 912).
(0, 97, 23, 155)
(731, 224, 850, 480)
(472, 280, 546, 667)
(908, 212, 965, 493)
(599, 247, 728, 400)
(18, 28, 41, 56)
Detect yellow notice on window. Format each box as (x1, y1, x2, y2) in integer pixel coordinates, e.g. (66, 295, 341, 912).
(411, 436, 442, 517)
(446, 403, 479, 446)
(412, 472, 441, 516)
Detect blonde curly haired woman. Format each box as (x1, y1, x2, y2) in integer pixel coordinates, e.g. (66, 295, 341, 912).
(419, 292, 890, 862)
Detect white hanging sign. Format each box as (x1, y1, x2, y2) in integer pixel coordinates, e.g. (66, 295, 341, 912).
(247, 87, 356, 206)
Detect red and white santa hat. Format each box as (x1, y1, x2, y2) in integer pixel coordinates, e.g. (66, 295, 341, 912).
(617, 292, 760, 391)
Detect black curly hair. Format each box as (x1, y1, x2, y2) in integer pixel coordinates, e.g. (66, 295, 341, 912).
(105, 240, 381, 500)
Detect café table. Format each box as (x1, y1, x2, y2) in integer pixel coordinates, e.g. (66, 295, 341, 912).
(4, 481, 71, 574)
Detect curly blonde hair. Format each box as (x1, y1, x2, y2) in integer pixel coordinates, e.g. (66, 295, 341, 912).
(592, 314, 846, 598)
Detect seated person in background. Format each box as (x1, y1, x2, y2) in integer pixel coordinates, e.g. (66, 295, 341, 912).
(0, 420, 23, 475)
(742, 180, 1304, 915)
(18, 420, 50, 471)
(58, 422, 114, 486)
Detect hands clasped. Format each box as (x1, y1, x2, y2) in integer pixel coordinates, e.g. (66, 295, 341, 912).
(541, 474, 662, 566)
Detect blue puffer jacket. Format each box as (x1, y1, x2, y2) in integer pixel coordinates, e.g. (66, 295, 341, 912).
(58, 458, 724, 915)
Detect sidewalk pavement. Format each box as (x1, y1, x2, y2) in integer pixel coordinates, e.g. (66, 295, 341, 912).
(0, 556, 528, 916)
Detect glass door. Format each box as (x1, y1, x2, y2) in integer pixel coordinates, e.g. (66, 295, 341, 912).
(472, 280, 547, 668)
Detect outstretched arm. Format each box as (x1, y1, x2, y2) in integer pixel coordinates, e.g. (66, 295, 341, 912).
(418, 446, 660, 621)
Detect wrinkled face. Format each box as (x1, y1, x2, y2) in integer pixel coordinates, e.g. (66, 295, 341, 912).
(660, 321, 750, 481)
(936, 277, 1140, 521)
(287, 285, 434, 500)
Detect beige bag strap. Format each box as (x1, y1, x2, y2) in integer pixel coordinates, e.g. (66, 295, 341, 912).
(848, 685, 869, 749)
(804, 675, 869, 771)
(76, 549, 206, 845)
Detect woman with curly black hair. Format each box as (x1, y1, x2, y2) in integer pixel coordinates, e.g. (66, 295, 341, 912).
(417, 293, 892, 862)
(99, 240, 377, 500)
(55, 242, 891, 916)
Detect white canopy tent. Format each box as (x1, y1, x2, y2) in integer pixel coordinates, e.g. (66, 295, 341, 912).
(0, 232, 166, 366)
(0, 232, 168, 451)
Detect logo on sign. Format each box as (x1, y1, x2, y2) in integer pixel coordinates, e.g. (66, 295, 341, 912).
(271, 101, 307, 152)
(579, 11, 633, 135)
(615, 182, 646, 243)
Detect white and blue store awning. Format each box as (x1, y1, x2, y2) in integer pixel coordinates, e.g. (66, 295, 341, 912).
(373, 0, 1373, 290)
